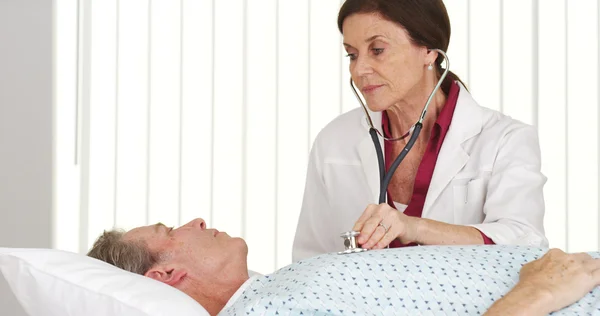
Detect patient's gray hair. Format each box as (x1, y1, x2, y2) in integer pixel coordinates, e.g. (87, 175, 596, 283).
(87, 229, 158, 275)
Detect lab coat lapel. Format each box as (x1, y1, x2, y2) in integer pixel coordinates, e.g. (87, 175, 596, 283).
(423, 86, 483, 215)
(357, 111, 383, 204)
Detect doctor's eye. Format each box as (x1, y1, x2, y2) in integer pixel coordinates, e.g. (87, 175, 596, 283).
(346, 53, 357, 61)
(372, 48, 384, 55)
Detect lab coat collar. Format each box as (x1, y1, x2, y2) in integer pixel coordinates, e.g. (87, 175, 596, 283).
(356, 82, 483, 210)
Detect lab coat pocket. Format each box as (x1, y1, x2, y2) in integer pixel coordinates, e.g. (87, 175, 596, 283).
(453, 178, 487, 224)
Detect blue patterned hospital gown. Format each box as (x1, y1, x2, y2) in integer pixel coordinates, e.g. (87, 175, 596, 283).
(220, 245, 600, 315)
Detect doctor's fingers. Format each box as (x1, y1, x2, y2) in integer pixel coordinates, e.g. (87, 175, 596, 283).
(362, 223, 388, 249)
(357, 215, 383, 244)
(353, 204, 380, 232)
(370, 217, 402, 249)
(359, 212, 398, 248)
(374, 229, 400, 250)
(357, 214, 387, 245)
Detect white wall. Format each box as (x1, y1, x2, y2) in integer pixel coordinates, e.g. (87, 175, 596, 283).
(0, 1, 54, 315)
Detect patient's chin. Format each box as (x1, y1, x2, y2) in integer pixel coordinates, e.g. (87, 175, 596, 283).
(233, 237, 249, 255)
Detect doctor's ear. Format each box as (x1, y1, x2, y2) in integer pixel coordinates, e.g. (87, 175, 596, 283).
(144, 266, 187, 287)
(425, 49, 439, 66)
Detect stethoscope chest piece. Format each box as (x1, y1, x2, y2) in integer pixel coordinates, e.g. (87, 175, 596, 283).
(337, 231, 368, 255)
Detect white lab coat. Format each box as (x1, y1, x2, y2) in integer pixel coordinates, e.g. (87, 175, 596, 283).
(292, 83, 549, 262)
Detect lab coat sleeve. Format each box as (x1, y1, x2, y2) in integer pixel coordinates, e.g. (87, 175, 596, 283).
(468, 125, 549, 247)
(292, 140, 332, 262)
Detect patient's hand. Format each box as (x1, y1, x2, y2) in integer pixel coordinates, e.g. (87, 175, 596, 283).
(520, 249, 600, 312)
(485, 248, 600, 315)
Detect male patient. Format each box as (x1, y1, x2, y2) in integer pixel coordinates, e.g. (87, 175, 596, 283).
(88, 218, 600, 316)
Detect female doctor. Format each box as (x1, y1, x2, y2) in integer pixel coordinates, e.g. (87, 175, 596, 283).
(292, 0, 548, 262)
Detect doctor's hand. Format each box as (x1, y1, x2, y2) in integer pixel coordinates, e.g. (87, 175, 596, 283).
(352, 203, 420, 249)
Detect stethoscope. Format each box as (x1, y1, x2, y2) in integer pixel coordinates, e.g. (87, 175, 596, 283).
(338, 49, 450, 255)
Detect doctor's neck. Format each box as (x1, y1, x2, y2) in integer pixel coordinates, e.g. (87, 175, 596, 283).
(385, 78, 447, 143)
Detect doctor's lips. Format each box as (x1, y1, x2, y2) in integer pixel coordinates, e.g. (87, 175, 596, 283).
(362, 84, 383, 94)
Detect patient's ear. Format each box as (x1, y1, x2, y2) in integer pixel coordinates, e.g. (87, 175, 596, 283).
(144, 266, 187, 287)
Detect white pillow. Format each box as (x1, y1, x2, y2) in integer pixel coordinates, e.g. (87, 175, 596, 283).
(0, 248, 209, 316)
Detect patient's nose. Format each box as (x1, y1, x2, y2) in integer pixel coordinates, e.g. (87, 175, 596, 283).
(183, 218, 206, 230)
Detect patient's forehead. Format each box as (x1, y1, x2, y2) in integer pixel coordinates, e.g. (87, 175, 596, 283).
(123, 223, 164, 242)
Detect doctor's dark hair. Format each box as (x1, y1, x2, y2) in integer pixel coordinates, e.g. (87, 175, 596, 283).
(338, 0, 467, 92)
(87, 229, 159, 275)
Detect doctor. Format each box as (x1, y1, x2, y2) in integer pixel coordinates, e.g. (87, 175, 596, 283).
(292, 0, 548, 262)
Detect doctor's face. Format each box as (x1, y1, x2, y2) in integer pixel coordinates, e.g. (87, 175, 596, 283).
(342, 13, 433, 112)
(123, 218, 248, 278)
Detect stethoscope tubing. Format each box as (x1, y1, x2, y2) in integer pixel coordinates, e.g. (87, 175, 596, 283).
(373, 123, 423, 204)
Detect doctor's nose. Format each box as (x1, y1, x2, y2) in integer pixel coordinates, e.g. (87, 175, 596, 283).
(182, 218, 206, 230)
(353, 55, 374, 77)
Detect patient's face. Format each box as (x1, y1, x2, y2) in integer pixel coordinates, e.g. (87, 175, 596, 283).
(123, 218, 248, 278)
